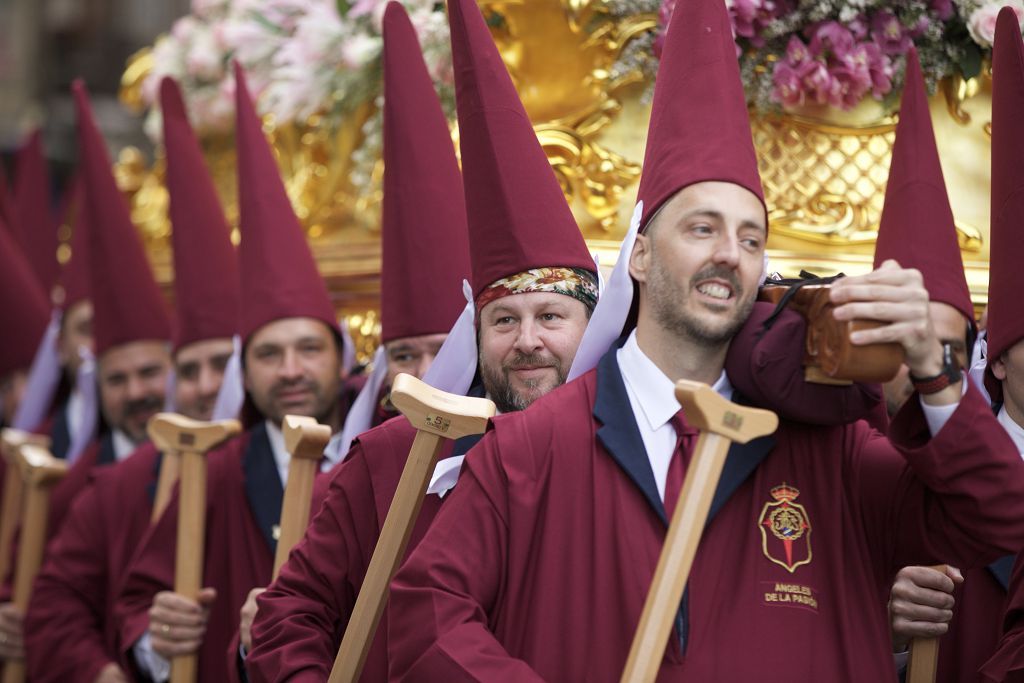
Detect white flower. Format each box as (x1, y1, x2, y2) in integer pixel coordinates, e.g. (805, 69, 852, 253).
(967, 1, 1024, 47)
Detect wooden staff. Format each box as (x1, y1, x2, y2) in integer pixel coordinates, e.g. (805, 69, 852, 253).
(621, 380, 778, 683)
(0, 431, 49, 584)
(273, 415, 332, 578)
(329, 373, 495, 683)
(147, 413, 240, 683)
(2, 443, 67, 683)
(905, 564, 948, 683)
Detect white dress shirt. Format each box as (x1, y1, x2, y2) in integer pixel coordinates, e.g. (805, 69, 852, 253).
(998, 405, 1024, 457)
(616, 330, 962, 505)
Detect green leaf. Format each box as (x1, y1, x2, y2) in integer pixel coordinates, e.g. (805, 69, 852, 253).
(959, 44, 983, 80)
(337, 0, 350, 15)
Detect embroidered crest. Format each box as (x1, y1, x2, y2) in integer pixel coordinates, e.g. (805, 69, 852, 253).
(758, 483, 812, 573)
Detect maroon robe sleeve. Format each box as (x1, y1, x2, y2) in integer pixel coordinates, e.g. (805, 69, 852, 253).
(981, 556, 1024, 682)
(24, 480, 116, 683)
(849, 382, 1024, 573)
(115, 490, 178, 667)
(388, 422, 545, 683)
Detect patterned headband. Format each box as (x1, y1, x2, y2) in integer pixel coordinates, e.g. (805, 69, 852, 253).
(476, 267, 598, 314)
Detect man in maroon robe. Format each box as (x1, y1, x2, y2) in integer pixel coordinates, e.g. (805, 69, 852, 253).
(21, 74, 244, 683)
(0, 81, 175, 671)
(896, 11, 1024, 682)
(385, 0, 1024, 680)
(875, 48, 1005, 683)
(111, 62, 423, 683)
(244, 5, 597, 680)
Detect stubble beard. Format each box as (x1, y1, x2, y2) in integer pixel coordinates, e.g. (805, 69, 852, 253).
(647, 260, 754, 349)
(479, 351, 568, 413)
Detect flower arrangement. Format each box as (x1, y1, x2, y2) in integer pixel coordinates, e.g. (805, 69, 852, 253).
(140, 0, 452, 138)
(610, 0, 1024, 113)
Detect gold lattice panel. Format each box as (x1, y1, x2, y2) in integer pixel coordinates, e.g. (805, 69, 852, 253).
(753, 115, 896, 246)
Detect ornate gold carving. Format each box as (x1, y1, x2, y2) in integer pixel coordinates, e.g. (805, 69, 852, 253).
(344, 310, 381, 367)
(754, 112, 983, 252)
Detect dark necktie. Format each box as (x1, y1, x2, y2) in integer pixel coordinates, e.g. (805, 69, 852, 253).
(664, 410, 698, 519)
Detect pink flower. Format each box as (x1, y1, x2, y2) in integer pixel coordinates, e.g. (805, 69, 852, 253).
(771, 60, 804, 107)
(870, 10, 912, 55)
(930, 0, 954, 22)
(785, 35, 809, 64)
(808, 21, 855, 58)
(968, 2, 1024, 48)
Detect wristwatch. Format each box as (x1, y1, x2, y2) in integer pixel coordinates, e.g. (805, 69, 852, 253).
(909, 342, 962, 395)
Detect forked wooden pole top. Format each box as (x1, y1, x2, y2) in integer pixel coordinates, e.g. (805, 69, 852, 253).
(1, 429, 51, 463)
(674, 380, 778, 443)
(283, 415, 332, 461)
(389, 373, 495, 440)
(147, 413, 241, 454)
(16, 444, 68, 487)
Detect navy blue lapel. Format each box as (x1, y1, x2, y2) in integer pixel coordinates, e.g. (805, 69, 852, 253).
(96, 432, 117, 466)
(145, 452, 163, 505)
(50, 402, 71, 460)
(594, 345, 777, 527)
(243, 423, 284, 554)
(989, 554, 1016, 591)
(594, 344, 665, 522)
(707, 393, 776, 526)
(449, 385, 487, 457)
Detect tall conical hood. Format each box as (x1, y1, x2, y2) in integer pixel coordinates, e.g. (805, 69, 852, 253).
(233, 62, 339, 341)
(379, 3, 470, 343)
(161, 76, 241, 352)
(874, 48, 973, 327)
(72, 80, 172, 356)
(635, 0, 764, 230)
(11, 130, 58, 294)
(989, 7, 1024, 373)
(446, 0, 593, 298)
(0, 215, 51, 379)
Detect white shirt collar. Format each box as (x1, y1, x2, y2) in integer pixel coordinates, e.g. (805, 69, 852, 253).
(998, 406, 1024, 457)
(617, 330, 733, 428)
(112, 429, 137, 462)
(264, 419, 342, 486)
(264, 420, 290, 486)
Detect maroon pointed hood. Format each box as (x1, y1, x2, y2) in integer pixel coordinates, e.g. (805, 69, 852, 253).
(0, 215, 51, 378)
(635, 0, 764, 230)
(446, 0, 593, 298)
(379, 3, 470, 343)
(233, 63, 339, 342)
(161, 76, 241, 352)
(72, 80, 172, 356)
(11, 129, 58, 294)
(988, 6, 1024, 398)
(874, 48, 973, 327)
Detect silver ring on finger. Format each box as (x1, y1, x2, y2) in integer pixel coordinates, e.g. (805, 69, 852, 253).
(161, 623, 171, 635)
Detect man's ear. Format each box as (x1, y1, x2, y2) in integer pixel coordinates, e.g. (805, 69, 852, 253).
(629, 232, 652, 285)
(993, 354, 1009, 382)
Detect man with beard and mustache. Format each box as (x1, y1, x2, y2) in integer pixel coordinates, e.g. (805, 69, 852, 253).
(386, 0, 1024, 680)
(112, 64, 364, 683)
(0, 80, 175, 676)
(20, 75, 244, 683)
(243, 6, 595, 681)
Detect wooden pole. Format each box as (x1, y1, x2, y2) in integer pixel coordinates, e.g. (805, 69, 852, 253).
(0, 431, 48, 585)
(146, 413, 240, 683)
(273, 415, 332, 579)
(620, 381, 778, 683)
(905, 564, 948, 683)
(328, 373, 495, 683)
(149, 448, 180, 525)
(2, 443, 67, 683)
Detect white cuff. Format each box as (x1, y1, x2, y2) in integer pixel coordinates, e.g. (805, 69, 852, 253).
(919, 373, 968, 437)
(133, 633, 171, 682)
